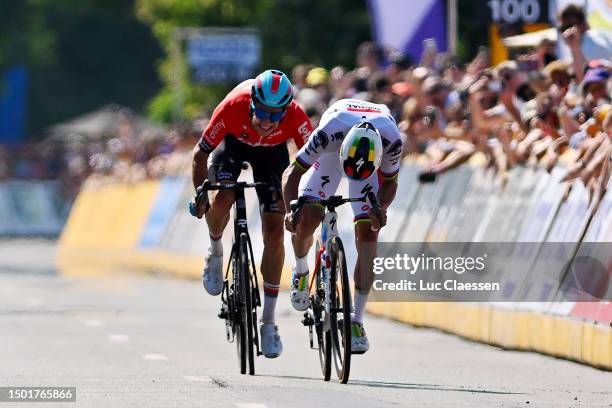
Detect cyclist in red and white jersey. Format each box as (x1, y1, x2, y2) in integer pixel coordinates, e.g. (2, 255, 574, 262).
(282, 98, 403, 353)
(192, 70, 313, 358)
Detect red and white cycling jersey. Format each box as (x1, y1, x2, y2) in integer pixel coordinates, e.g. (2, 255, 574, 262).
(198, 80, 312, 153)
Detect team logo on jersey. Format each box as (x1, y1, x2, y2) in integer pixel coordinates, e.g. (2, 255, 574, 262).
(207, 119, 226, 139)
(298, 121, 311, 141)
(346, 103, 381, 113)
(321, 175, 330, 188)
(360, 184, 373, 195)
(312, 130, 329, 149)
(198, 138, 214, 153)
(387, 140, 402, 157)
(304, 130, 328, 155)
(330, 131, 344, 141)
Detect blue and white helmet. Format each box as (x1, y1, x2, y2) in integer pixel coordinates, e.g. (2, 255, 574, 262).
(251, 69, 294, 109)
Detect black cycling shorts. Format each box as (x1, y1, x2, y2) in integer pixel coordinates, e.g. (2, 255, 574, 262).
(207, 135, 288, 213)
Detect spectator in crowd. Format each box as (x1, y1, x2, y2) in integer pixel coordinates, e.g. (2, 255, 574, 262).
(291, 63, 314, 92)
(5, 23, 610, 207)
(558, 4, 612, 82)
(355, 41, 384, 77)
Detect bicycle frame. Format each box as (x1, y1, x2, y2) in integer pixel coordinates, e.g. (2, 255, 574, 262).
(220, 185, 262, 357)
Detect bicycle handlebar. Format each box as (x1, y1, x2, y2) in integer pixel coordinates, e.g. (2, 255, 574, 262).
(198, 180, 266, 192)
(289, 192, 384, 229)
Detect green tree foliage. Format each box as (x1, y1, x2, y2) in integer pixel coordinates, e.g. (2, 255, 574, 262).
(136, 0, 370, 123)
(0, 0, 162, 136)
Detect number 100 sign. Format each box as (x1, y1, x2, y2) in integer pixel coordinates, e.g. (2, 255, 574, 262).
(487, 0, 548, 24)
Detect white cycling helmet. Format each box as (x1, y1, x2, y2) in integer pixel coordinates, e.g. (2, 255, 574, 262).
(339, 121, 383, 180)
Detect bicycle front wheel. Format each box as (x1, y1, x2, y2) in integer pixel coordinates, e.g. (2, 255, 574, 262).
(314, 239, 332, 381)
(329, 237, 352, 384)
(239, 233, 256, 375)
(233, 240, 247, 374)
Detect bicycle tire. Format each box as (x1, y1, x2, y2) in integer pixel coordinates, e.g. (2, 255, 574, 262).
(233, 241, 247, 375)
(329, 237, 352, 384)
(314, 239, 332, 381)
(239, 233, 256, 375)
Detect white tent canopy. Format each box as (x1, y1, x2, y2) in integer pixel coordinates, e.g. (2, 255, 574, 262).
(47, 104, 166, 142)
(502, 27, 558, 48)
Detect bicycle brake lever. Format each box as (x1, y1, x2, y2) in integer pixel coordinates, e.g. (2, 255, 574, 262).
(366, 192, 384, 228)
(289, 198, 305, 230)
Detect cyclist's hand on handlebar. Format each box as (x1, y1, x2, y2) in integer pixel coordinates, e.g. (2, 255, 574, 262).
(368, 206, 387, 231)
(284, 212, 296, 233)
(195, 198, 210, 218)
(189, 185, 210, 219)
(285, 198, 303, 233)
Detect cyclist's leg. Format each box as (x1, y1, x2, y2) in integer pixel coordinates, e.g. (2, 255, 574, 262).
(202, 137, 244, 295)
(348, 172, 381, 324)
(288, 154, 341, 311)
(250, 143, 289, 358)
(293, 153, 342, 259)
(206, 136, 244, 240)
(250, 143, 288, 322)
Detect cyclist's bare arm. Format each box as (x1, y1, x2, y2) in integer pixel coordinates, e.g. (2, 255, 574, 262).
(367, 177, 397, 230)
(378, 177, 397, 210)
(281, 162, 306, 213)
(192, 145, 209, 190)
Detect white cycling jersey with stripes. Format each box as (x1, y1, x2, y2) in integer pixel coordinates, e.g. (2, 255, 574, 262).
(294, 99, 403, 223)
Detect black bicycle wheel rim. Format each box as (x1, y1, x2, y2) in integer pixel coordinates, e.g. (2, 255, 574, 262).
(234, 242, 247, 374)
(329, 237, 351, 383)
(240, 233, 255, 375)
(314, 239, 332, 381)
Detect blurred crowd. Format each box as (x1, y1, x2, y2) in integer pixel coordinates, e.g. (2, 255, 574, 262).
(2, 4, 610, 204)
(0, 108, 199, 199)
(291, 4, 611, 203)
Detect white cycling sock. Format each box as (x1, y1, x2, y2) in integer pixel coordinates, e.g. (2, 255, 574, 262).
(262, 282, 280, 323)
(295, 254, 309, 276)
(353, 290, 369, 324)
(209, 233, 223, 256)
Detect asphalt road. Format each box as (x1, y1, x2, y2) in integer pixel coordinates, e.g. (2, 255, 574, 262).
(0, 239, 611, 408)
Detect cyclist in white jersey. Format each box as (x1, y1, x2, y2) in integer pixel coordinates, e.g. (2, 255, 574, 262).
(282, 98, 403, 353)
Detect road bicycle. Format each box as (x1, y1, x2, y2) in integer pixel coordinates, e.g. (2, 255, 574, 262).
(290, 192, 382, 383)
(191, 168, 271, 375)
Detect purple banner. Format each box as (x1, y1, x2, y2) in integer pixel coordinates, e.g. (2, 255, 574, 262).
(368, 0, 447, 60)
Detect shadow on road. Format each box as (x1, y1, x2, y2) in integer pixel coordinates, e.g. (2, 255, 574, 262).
(258, 374, 525, 395)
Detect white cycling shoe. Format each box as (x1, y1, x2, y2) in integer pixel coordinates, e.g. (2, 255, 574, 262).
(202, 250, 223, 296)
(350, 321, 370, 354)
(290, 268, 310, 311)
(260, 322, 283, 358)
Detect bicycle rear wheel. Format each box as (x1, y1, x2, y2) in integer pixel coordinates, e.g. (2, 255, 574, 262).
(329, 237, 351, 384)
(239, 233, 256, 375)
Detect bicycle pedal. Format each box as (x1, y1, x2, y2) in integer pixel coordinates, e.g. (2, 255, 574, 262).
(218, 308, 228, 319)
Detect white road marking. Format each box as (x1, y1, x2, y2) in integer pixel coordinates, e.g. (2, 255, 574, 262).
(84, 320, 104, 327)
(107, 334, 130, 342)
(235, 404, 268, 408)
(182, 375, 212, 383)
(141, 353, 169, 361)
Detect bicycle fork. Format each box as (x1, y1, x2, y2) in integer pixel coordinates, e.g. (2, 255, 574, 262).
(302, 210, 339, 349)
